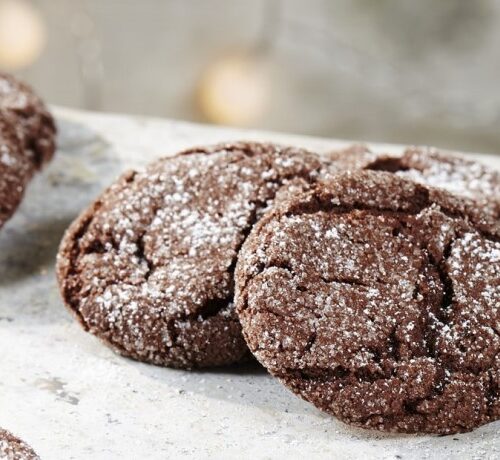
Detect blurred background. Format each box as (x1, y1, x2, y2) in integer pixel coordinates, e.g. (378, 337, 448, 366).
(1, 0, 500, 154)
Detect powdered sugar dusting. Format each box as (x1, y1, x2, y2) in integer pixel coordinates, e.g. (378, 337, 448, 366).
(0, 119, 33, 229)
(0, 73, 56, 229)
(0, 72, 56, 167)
(327, 145, 499, 219)
(398, 147, 500, 212)
(58, 142, 338, 368)
(0, 428, 39, 460)
(236, 170, 499, 434)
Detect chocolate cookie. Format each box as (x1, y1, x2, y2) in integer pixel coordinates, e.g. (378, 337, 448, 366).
(0, 429, 39, 460)
(235, 171, 499, 434)
(0, 118, 33, 229)
(57, 142, 338, 369)
(0, 73, 56, 167)
(329, 145, 500, 219)
(0, 74, 56, 229)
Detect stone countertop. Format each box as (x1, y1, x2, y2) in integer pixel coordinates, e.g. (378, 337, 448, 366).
(0, 107, 498, 460)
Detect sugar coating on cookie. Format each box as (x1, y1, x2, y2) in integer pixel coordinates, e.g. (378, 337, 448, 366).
(0, 119, 33, 229)
(0, 74, 56, 229)
(236, 171, 499, 434)
(329, 145, 500, 219)
(0, 429, 39, 460)
(0, 73, 56, 168)
(57, 142, 338, 369)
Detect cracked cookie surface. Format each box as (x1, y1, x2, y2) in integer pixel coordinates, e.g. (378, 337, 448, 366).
(235, 171, 499, 434)
(0, 429, 39, 460)
(57, 141, 336, 369)
(329, 145, 500, 219)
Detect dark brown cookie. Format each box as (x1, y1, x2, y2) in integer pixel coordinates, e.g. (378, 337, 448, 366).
(0, 74, 56, 229)
(0, 429, 39, 460)
(56, 142, 339, 369)
(0, 118, 33, 229)
(329, 145, 500, 219)
(0, 72, 56, 168)
(236, 170, 499, 434)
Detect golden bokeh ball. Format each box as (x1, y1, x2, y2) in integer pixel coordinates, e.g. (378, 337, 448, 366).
(198, 54, 270, 126)
(0, 0, 46, 70)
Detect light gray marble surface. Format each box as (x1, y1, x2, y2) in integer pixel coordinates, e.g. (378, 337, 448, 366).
(0, 108, 498, 460)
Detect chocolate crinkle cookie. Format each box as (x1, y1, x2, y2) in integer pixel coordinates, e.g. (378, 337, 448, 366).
(0, 429, 39, 460)
(236, 170, 499, 434)
(57, 142, 340, 369)
(329, 145, 500, 220)
(0, 73, 56, 229)
(0, 119, 33, 229)
(0, 73, 56, 167)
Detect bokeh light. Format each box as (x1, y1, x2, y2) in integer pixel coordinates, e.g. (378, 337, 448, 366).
(198, 54, 270, 126)
(0, 0, 46, 70)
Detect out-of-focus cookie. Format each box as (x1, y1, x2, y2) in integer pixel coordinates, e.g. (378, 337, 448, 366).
(0, 428, 39, 460)
(0, 74, 56, 229)
(0, 73, 56, 168)
(0, 119, 33, 229)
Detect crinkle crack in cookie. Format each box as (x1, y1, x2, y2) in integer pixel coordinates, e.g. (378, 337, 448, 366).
(0, 429, 39, 460)
(57, 142, 338, 369)
(236, 171, 499, 434)
(329, 145, 500, 219)
(0, 73, 56, 167)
